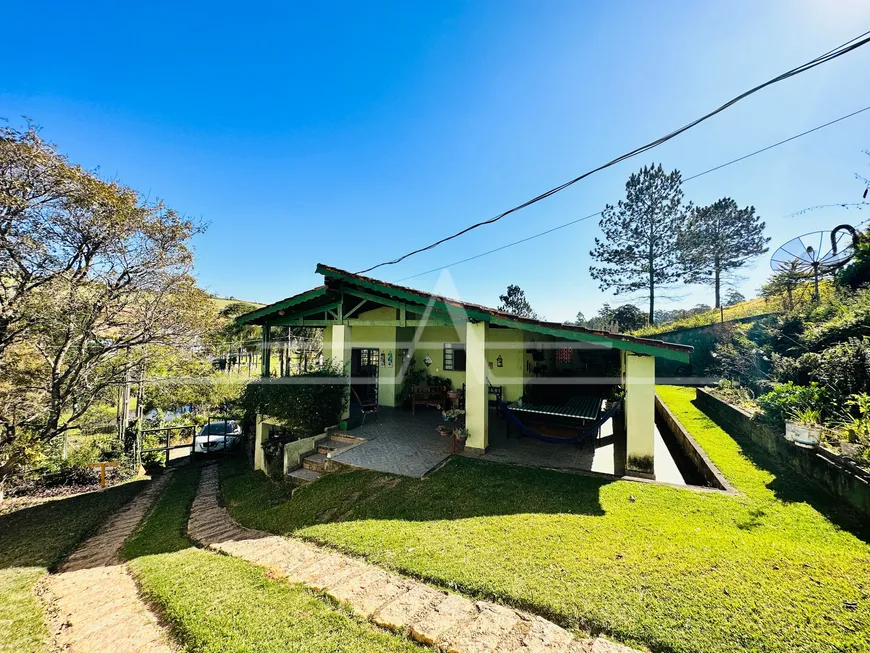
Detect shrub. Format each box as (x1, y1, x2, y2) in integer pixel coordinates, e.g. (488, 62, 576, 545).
(771, 338, 870, 403)
(708, 379, 756, 409)
(239, 359, 348, 437)
(756, 381, 830, 427)
(708, 324, 769, 393)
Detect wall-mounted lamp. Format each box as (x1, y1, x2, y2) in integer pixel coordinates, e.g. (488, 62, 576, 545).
(496, 355, 503, 368)
(423, 355, 433, 367)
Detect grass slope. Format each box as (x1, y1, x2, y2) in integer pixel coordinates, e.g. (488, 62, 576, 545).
(630, 297, 775, 336)
(0, 480, 146, 653)
(124, 464, 421, 653)
(221, 387, 870, 653)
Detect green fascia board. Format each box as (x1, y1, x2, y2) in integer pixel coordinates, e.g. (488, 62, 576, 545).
(235, 287, 331, 324)
(488, 316, 690, 363)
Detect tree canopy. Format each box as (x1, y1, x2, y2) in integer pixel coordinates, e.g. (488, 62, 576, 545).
(678, 198, 769, 308)
(0, 123, 209, 483)
(590, 164, 687, 324)
(498, 284, 539, 319)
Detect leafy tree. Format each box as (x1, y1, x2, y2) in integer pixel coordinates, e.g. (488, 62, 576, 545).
(610, 304, 648, 332)
(498, 284, 538, 319)
(590, 164, 687, 324)
(568, 310, 586, 327)
(724, 289, 746, 306)
(0, 123, 207, 484)
(678, 198, 769, 308)
(585, 303, 647, 332)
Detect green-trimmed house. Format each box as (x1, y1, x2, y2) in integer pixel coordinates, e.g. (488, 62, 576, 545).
(238, 264, 692, 478)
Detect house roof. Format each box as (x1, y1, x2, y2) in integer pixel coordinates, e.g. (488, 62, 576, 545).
(236, 264, 693, 362)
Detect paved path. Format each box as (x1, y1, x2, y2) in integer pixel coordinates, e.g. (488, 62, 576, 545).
(44, 473, 176, 653)
(189, 465, 639, 653)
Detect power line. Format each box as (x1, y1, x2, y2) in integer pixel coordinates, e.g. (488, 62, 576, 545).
(397, 103, 870, 282)
(358, 29, 870, 276)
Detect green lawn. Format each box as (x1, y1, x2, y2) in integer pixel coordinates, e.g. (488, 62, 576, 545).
(124, 465, 422, 653)
(220, 386, 870, 653)
(0, 479, 147, 653)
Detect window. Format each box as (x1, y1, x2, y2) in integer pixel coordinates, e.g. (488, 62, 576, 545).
(359, 348, 379, 367)
(443, 343, 466, 371)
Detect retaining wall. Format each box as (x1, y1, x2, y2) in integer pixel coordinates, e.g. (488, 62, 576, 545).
(695, 388, 870, 517)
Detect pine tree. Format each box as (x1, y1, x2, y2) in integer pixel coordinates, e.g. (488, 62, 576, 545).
(678, 198, 769, 308)
(589, 164, 686, 324)
(498, 285, 538, 319)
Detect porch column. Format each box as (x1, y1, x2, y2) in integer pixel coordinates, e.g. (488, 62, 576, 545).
(254, 415, 269, 473)
(332, 325, 352, 423)
(260, 324, 272, 377)
(465, 321, 489, 453)
(623, 352, 656, 479)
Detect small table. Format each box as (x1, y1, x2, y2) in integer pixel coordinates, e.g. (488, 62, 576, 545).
(505, 395, 603, 438)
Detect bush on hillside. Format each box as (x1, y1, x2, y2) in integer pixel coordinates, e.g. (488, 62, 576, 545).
(239, 359, 348, 437)
(756, 381, 830, 428)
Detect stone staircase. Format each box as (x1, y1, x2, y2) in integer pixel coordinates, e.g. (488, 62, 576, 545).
(286, 434, 364, 487)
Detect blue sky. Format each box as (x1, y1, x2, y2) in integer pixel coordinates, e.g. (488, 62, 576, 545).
(3, 1, 870, 322)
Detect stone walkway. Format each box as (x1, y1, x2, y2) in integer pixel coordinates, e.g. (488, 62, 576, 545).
(189, 465, 640, 653)
(43, 473, 176, 653)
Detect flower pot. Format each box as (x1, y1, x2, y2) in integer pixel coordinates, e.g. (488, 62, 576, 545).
(785, 421, 821, 448)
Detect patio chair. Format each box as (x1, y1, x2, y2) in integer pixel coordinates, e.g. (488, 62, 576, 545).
(351, 387, 379, 424)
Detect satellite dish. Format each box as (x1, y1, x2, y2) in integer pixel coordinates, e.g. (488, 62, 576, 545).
(769, 225, 859, 299)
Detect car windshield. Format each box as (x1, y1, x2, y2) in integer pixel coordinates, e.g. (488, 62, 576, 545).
(201, 422, 236, 435)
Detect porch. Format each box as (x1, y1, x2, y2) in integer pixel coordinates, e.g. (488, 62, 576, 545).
(328, 404, 687, 484)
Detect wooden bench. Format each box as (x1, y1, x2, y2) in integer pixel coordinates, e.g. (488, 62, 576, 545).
(412, 385, 447, 414)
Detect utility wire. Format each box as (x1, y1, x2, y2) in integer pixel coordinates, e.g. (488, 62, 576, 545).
(397, 103, 870, 282)
(358, 29, 870, 276)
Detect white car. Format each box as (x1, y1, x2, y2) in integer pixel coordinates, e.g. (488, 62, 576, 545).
(194, 421, 242, 453)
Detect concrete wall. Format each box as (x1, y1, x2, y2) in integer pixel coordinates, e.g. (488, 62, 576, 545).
(655, 393, 735, 492)
(283, 432, 328, 472)
(696, 387, 870, 517)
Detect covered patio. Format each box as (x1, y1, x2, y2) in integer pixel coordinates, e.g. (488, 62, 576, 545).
(326, 404, 687, 484)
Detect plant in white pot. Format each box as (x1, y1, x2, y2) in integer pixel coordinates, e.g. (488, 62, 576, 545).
(785, 408, 822, 448)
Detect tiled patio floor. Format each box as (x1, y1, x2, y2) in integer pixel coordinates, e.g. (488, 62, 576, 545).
(333, 406, 686, 484)
(331, 407, 453, 478)
(474, 409, 625, 476)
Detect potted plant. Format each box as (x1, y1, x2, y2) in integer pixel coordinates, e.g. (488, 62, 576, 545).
(785, 408, 822, 448)
(441, 409, 465, 422)
(453, 426, 469, 452)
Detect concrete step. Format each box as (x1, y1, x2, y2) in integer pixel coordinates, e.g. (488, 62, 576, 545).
(317, 437, 359, 456)
(303, 453, 328, 472)
(287, 467, 321, 486)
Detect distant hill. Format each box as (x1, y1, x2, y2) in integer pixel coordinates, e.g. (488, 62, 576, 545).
(210, 296, 265, 312)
